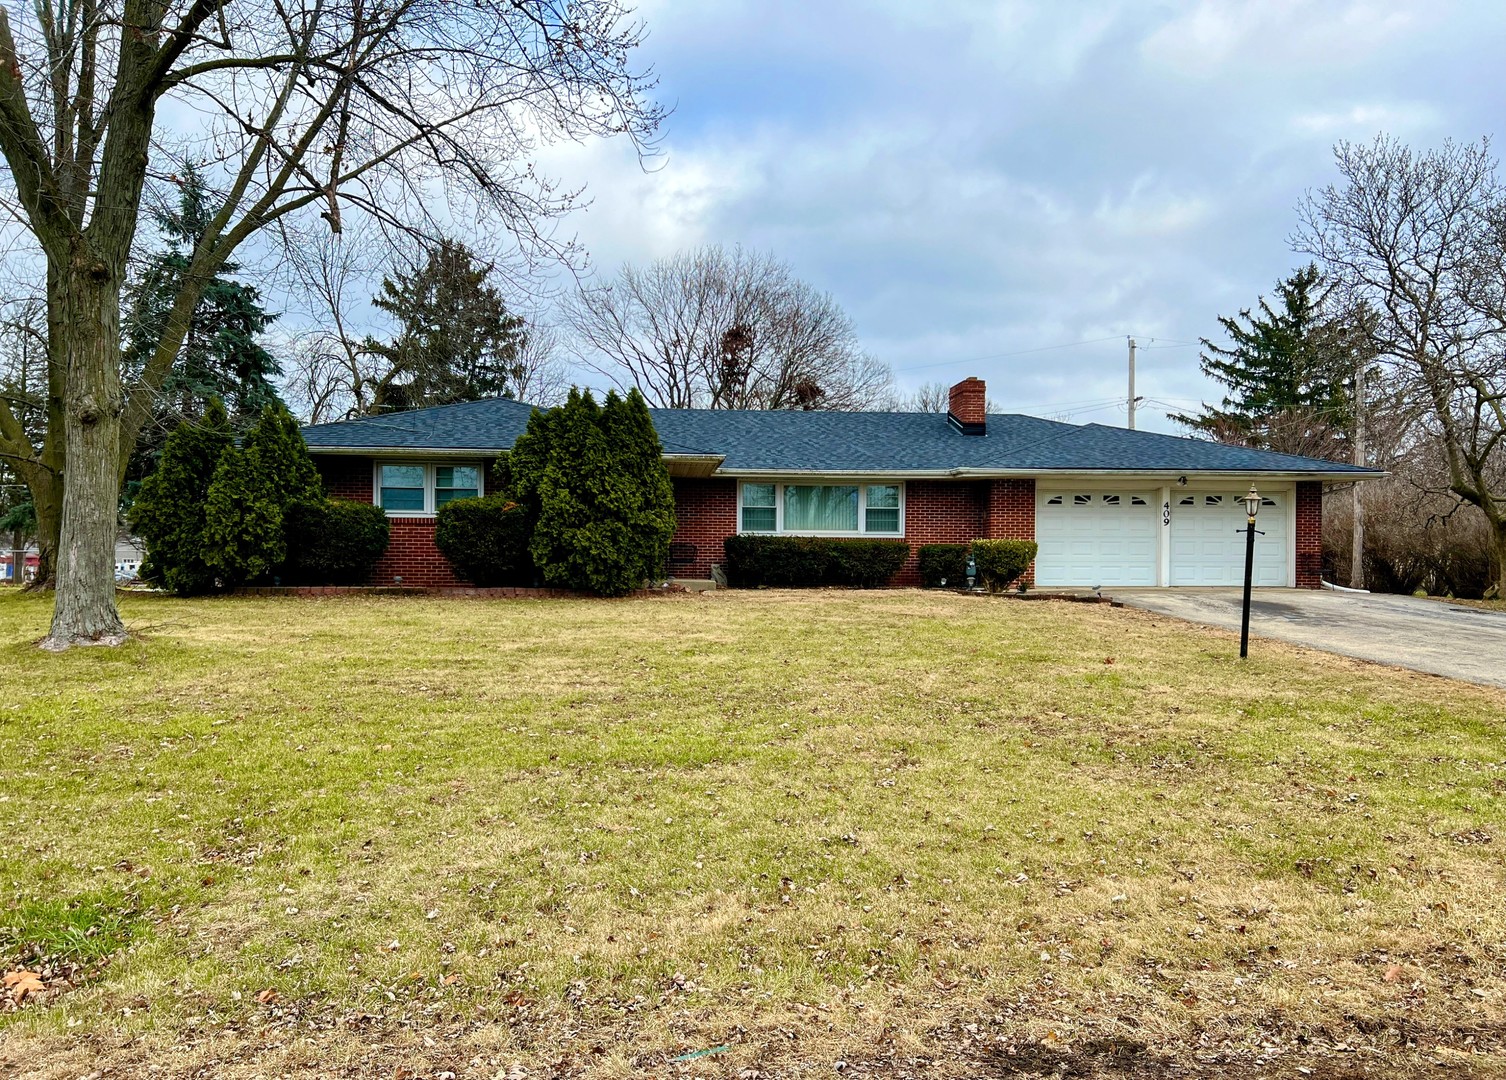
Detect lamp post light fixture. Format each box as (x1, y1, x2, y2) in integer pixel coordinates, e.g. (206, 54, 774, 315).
(965, 553, 977, 590)
(1239, 484, 1262, 659)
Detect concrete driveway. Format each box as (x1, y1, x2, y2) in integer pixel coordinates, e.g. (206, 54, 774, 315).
(1110, 588, 1506, 689)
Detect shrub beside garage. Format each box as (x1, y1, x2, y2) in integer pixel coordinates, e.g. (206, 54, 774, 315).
(916, 543, 969, 587)
(970, 539, 1038, 592)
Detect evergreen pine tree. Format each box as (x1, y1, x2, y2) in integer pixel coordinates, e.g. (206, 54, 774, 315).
(506, 388, 675, 596)
(365, 238, 529, 413)
(123, 166, 284, 477)
(599, 388, 676, 583)
(128, 400, 234, 595)
(1172, 264, 1355, 455)
(240, 404, 323, 511)
(200, 404, 324, 587)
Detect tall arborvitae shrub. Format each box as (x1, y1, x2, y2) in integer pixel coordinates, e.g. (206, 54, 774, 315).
(129, 400, 234, 595)
(599, 389, 677, 583)
(507, 388, 676, 596)
(201, 404, 323, 586)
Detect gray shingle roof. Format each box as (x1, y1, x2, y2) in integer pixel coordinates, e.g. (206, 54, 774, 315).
(302, 397, 1377, 477)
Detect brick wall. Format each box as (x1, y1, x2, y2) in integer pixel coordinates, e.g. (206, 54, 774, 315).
(669, 477, 1023, 586)
(890, 480, 989, 585)
(318, 455, 373, 502)
(366, 518, 462, 587)
(1296, 480, 1323, 589)
(985, 478, 1037, 586)
(310, 454, 484, 587)
(309, 455, 1316, 590)
(668, 478, 737, 578)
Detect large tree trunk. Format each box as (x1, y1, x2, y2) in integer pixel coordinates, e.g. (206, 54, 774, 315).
(42, 266, 127, 650)
(1493, 522, 1506, 601)
(25, 469, 62, 589)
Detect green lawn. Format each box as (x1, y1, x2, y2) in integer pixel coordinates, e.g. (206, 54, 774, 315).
(1, 588, 1503, 1078)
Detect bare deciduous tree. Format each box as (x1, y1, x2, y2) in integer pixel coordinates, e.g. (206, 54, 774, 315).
(280, 229, 572, 421)
(0, 0, 661, 646)
(901, 382, 952, 413)
(508, 314, 571, 408)
(569, 245, 893, 411)
(1295, 136, 1506, 593)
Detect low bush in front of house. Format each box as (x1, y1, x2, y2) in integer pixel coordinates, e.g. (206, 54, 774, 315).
(970, 539, 1038, 593)
(917, 543, 970, 587)
(434, 494, 536, 587)
(282, 499, 391, 585)
(827, 539, 912, 587)
(723, 536, 910, 588)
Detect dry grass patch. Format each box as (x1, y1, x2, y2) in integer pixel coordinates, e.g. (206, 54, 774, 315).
(0, 588, 1503, 1078)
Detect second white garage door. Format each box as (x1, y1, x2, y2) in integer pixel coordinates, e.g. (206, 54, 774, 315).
(1035, 491, 1158, 586)
(1169, 491, 1290, 586)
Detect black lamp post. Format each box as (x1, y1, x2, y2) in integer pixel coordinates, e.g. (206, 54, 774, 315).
(1239, 484, 1262, 658)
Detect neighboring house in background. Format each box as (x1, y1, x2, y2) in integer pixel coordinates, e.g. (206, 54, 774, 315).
(1, 548, 40, 582)
(1, 538, 145, 582)
(115, 537, 147, 580)
(300, 377, 1381, 589)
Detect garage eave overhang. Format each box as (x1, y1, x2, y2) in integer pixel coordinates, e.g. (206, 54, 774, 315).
(945, 467, 1390, 481)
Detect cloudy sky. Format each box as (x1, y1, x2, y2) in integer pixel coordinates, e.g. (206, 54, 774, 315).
(532, 0, 1504, 432)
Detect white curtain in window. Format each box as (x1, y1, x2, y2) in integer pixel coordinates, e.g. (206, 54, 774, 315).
(784, 485, 858, 531)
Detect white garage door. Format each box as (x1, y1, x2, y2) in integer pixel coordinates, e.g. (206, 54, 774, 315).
(1169, 491, 1290, 586)
(1036, 491, 1158, 587)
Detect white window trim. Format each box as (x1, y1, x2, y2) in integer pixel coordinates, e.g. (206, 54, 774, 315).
(737, 480, 905, 537)
(373, 461, 484, 517)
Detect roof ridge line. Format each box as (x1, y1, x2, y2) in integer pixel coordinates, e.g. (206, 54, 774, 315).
(305, 395, 538, 431)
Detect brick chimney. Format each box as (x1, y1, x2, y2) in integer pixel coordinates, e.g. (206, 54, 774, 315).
(947, 377, 986, 435)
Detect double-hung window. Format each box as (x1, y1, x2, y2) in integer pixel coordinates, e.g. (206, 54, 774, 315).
(739, 481, 903, 535)
(376, 463, 483, 515)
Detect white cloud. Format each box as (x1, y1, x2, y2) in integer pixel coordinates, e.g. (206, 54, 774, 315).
(502, 0, 1501, 429)
(1139, 0, 1419, 76)
(1291, 102, 1441, 137)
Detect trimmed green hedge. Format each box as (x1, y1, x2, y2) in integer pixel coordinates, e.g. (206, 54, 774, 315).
(282, 499, 390, 585)
(723, 536, 910, 588)
(971, 539, 1038, 593)
(434, 494, 536, 587)
(917, 543, 970, 587)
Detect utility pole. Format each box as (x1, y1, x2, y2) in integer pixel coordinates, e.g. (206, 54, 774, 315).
(1127, 337, 1137, 430)
(1350, 352, 1365, 590)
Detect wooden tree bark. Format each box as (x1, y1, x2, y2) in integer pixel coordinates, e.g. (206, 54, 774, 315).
(44, 265, 127, 647)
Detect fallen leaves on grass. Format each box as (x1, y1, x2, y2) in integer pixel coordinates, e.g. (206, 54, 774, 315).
(3, 969, 45, 1005)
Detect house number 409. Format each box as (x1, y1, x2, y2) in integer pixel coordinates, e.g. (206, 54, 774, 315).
(1162, 501, 1171, 526)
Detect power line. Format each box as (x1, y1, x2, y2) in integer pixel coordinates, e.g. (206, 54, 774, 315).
(892, 335, 1127, 373)
(894, 332, 1198, 374)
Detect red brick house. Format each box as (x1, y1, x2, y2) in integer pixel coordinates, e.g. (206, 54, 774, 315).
(302, 378, 1380, 589)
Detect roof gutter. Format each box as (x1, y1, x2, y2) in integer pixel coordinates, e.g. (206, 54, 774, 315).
(302, 447, 1386, 482)
(715, 467, 1388, 481)
(944, 467, 1390, 481)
